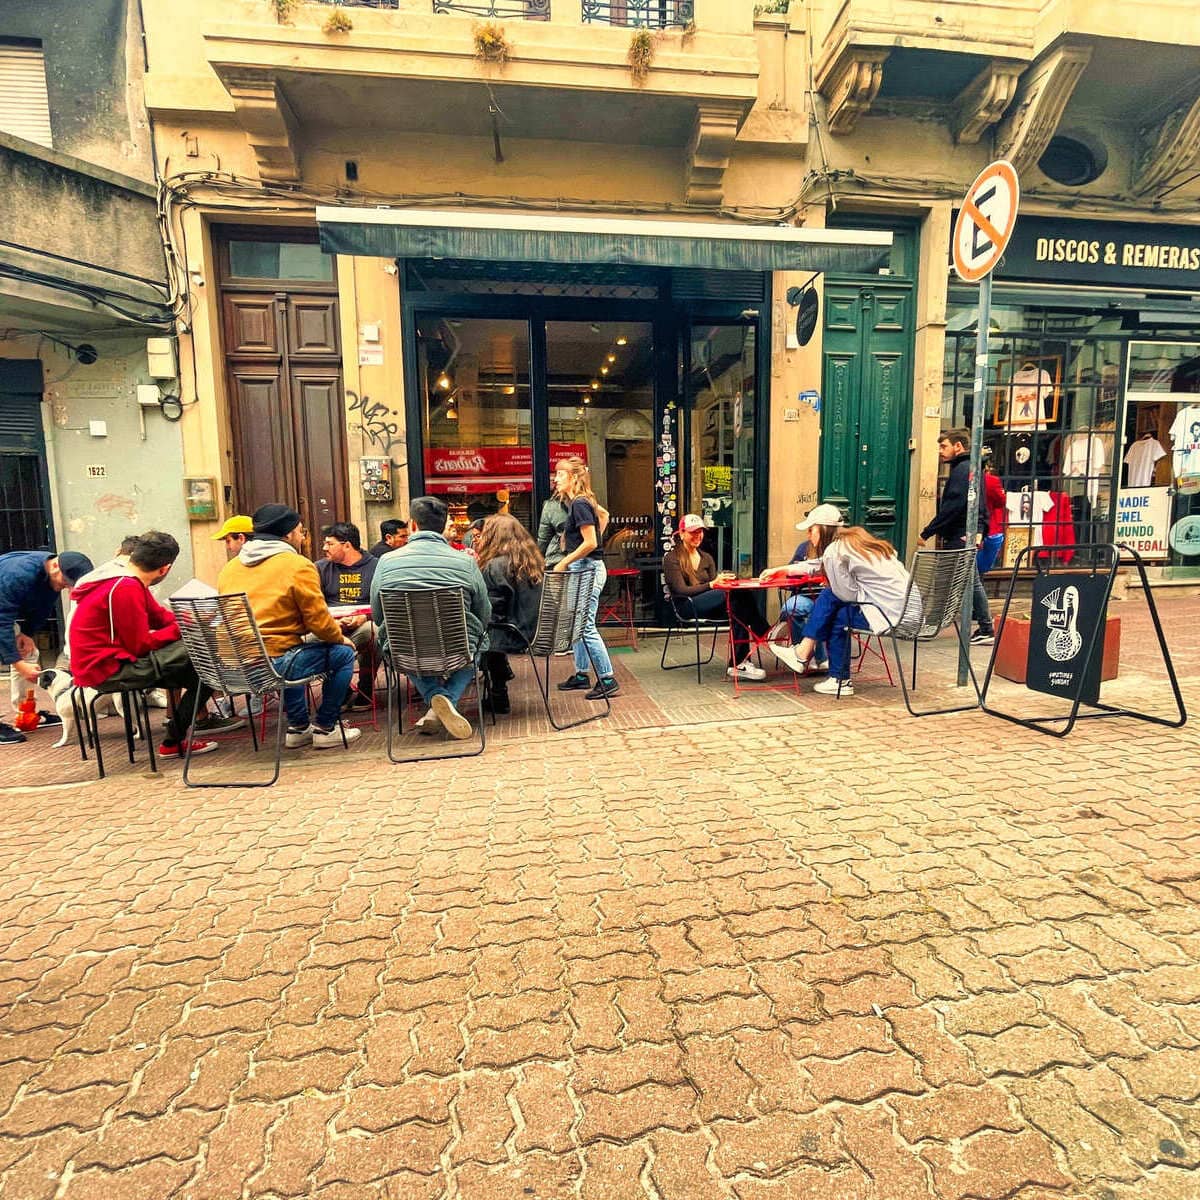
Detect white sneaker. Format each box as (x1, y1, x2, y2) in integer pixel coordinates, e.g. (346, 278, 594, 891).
(813, 676, 854, 697)
(768, 642, 805, 674)
(415, 710, 442, 736)
(814, 659, 829, 673)
(312, 725, 362, 750)
(285, 725, 313, 748)
(430, 694, 473, 740)
(727, 661, 767, 682)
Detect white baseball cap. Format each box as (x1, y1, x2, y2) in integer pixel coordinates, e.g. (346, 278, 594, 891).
(796, 502, 846, 531)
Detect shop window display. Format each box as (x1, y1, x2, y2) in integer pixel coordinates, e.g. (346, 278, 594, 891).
(943, 307, 1120, 569)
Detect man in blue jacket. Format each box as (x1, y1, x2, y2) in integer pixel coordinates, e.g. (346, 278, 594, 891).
(1, 549, 94, 744)
(370, 496, 490, 740)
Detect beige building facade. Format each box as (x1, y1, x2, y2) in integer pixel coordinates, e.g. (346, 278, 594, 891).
(138, 0, 1200, 588)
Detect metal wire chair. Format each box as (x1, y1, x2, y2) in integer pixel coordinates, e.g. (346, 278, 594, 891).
(171, 593, 344, 786)
(847, 548, 983, 715)
(489, 562, 610, 731)
(377, 586, 486, 762)
(659, 593, 723, 684)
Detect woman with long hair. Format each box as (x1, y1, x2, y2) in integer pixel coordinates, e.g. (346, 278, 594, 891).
(552, 456, 619, 700)
(664, 514, 770, 680)
(474, 513, 544, 714)
(791, 504, 914, 698)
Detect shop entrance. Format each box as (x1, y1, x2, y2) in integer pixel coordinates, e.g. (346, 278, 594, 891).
(218, 231, 348, 553)
(820, 282, 912, 547)
(404, 262, 769, 577)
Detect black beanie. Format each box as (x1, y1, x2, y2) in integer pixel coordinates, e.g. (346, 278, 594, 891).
(252, 503, 302, 538)
(56, 551, 94, 584)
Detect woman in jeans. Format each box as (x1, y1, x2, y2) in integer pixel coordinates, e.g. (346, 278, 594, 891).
(553, 456, 619, 701)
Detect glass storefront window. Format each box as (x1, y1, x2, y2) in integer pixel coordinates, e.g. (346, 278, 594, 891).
(545, 321, 656, 563)
(1122, 341, 1200, 568)
(943, 301, 1122, 567)
(416, 316, 533, 536)
(686, 324, 756, 575)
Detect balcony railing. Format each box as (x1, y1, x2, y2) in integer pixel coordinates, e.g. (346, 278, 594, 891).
(432, 0, 551, 17)
(312, 0, 400, 7)
(582, 0, 693, 27)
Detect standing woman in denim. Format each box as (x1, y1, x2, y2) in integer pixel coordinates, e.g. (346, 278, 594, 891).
(552, 456, 619, 701)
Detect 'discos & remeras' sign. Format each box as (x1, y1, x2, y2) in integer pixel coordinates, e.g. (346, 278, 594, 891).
(950, 214, 1200, 289)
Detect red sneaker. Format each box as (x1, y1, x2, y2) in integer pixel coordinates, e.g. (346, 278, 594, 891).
(158, 739, 218, 758)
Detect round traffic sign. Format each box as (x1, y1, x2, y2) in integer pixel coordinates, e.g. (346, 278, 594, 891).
(953, 160, 1020, 283)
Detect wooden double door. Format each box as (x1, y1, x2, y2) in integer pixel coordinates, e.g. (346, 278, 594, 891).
(222, 289, 348, 549)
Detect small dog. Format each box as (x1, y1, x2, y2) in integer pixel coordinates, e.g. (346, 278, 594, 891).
(37, 668, 135, 750)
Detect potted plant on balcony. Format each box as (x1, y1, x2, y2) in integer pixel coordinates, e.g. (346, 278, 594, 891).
(474, 22, 512, 68)
(628, 29, 659, 85)
(323, 6, 353, 35)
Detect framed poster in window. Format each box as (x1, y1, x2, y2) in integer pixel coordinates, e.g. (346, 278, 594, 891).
(994, 355, 1061, 429)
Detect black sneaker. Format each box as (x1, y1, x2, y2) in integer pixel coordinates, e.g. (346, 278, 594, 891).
(969, 629, 995, 645)
(341, 690, 373, 712)
(0, 722, 26, 746)
(194, 712, 246, 733)
(36, 710, 62, 728)
(557, 673, 591, 692)
(585, 677, 620, 701)
(489, 686, 511, 715)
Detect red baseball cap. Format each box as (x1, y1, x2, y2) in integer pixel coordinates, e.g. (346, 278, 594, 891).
(678, 514, 705, 534)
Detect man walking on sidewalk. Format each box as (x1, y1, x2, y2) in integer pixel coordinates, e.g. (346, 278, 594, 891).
(918, 427, 995, 644)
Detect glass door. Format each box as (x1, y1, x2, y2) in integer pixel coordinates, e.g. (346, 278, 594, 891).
(685, 323, 757, 575)
(415, 315, 533, 538)
(544, 320, 656, 561)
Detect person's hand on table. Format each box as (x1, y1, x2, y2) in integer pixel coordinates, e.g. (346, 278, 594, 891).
(340, 613, 367, 631)
(715, 571, 735, 582)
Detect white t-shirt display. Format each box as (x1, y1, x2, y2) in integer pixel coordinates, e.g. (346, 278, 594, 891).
(1005, 490, 1055, 545)
(1007, 365, 1053, 430)
(1123, 437, 1167, 488)
(1169, 406, 1200, 476)
(1060, 433, 1108, 505)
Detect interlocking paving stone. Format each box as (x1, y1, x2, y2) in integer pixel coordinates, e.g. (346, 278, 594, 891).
(0, 596, 1199, 1196)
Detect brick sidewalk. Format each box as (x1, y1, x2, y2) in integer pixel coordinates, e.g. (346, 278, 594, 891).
(0, 597, 1198, 1198)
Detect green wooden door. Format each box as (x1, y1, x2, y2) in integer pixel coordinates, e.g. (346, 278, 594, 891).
(820, 283, 912, 547)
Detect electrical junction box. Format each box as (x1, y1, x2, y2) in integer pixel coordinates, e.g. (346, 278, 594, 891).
(137, 385, 161, 407)
(146, 337, 176, 380)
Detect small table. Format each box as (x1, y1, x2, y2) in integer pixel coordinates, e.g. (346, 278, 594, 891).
(712, 573, 827, 697)
(598, 567, 640, 649)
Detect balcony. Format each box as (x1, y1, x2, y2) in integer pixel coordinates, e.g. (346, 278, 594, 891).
(430, 1, 695, 25)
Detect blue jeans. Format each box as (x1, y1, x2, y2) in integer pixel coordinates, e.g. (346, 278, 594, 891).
(780, 593, 826, 663)
(271, 642, 356, 731)
(569, 559, 614, 678)
(945, 537, 994, 632)
(801, 588, 870, 682)
(411, 665, 475, 707)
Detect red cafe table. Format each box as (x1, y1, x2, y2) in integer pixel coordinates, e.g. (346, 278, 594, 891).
(598, 567, 640, 649)
(710, 575, 825, 697)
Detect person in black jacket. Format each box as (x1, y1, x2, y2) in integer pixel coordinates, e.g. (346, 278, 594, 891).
(918, 428, 995, 643)
(474, 513, 544, 714)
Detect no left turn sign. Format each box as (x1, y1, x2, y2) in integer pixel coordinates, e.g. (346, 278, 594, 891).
(953, 160, 1020, 283)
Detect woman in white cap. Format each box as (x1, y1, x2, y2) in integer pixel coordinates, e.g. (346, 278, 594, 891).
(663, 514, 771, 681)
(787, 504, 914, 698)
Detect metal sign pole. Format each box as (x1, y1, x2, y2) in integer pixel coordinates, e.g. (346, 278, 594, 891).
(957, 272, 991, 686)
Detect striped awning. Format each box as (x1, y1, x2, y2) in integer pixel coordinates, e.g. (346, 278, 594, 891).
(316, 207, 892, 274)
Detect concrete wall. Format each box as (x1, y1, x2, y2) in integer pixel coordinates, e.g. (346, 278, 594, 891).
(1, 0, 153, 179)
(0, 333, 193, 582)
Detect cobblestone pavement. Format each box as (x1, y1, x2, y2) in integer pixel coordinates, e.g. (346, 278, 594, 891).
(1, 600, 1198, 1198)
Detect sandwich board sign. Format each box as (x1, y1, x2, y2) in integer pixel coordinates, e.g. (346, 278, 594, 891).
(953, 160, 1020, 283)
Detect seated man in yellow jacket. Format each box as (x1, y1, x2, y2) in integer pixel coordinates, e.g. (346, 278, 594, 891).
(218, 504, 361, 750)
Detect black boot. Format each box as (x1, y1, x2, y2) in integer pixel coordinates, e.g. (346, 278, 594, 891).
(485, 653, 512, 714)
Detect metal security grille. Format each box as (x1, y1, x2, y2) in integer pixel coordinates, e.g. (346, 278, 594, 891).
(582, 0, 693, 27)
(0, 41, 52, 149)
(0, 454, 50, 554)
(432, 0, 550, 16)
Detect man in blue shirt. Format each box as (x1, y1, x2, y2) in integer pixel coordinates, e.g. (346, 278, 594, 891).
(0, 549, 93, 744)
(370, 496, 490, 740)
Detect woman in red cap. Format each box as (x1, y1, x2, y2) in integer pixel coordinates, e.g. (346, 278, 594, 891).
(663, 514, 770, 681)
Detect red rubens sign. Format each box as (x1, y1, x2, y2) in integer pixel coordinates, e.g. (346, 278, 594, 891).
(424, 443, 587, 476)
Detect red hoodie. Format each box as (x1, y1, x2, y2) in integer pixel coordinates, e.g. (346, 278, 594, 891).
(70, 567, 179, 688)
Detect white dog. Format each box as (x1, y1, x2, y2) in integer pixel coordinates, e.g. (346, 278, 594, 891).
(37, 668, 137, 750)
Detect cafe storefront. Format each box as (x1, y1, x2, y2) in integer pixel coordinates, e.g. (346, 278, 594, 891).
(318, 208, 891, 579)
(942, 214, 1200, 578)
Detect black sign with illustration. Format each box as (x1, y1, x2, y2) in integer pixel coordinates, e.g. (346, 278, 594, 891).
(950, 214, 1200, 290)
(795, 288, 819, 347)
(1027, 572, 1109, 705)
